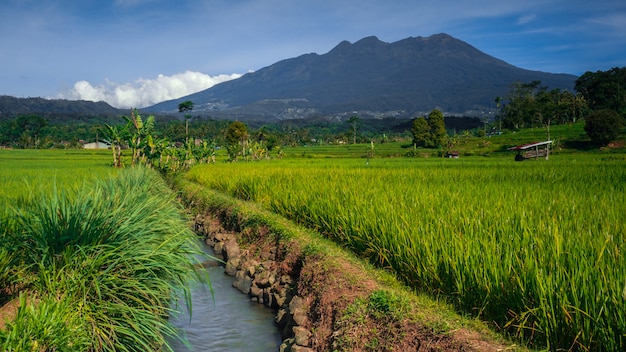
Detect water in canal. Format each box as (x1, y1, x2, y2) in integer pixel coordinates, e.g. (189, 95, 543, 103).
(169, 246, 282, 351)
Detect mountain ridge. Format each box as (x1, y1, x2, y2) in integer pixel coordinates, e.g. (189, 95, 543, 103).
(0, 95, 125, 123)
(144, 33, 577, 120)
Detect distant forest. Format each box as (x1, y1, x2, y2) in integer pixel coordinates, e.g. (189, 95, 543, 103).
(1, 67, 624, 149)
(0, 109, 486, 150)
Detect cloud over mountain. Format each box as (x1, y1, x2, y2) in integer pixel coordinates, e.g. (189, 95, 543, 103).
(58, 71, 243, 109)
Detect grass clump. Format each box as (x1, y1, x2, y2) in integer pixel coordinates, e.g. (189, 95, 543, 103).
(367, 290, 410, 322)
(0, 293, 91, 351)
(0, 167, 205, 351)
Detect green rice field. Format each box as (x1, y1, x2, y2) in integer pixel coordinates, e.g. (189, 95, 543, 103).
(185, 153, 626, 350)
(0, 149, 114, 207)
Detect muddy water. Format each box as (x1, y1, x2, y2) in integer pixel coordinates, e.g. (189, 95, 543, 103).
(169, 245, 282, 351)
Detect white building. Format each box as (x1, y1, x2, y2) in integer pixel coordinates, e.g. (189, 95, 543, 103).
(83, 141, 111, 149)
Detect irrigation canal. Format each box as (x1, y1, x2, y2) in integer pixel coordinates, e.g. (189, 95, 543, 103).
(168, 243, 283, 351)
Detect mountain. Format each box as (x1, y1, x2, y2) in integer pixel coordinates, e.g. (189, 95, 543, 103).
(0, 96, 125, 123)
(144, 33, 577, 120)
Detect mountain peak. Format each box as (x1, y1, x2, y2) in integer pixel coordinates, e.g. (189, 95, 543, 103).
(354, 35, 384, 45)
(144, 34, 577, 119)
(425, 33, 454, 40)
(329, 35, 385, 55)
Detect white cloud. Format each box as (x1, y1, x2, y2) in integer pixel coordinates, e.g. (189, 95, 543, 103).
(516, 14, 536, 25)
(587, 13, 626, 39)
(59, 71, 243, 109)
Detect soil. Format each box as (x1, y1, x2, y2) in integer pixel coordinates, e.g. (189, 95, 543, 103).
(0, 298, 18, 331)
(0, 286, 21, 331)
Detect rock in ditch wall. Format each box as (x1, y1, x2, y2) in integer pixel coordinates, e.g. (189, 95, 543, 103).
(195, 215, 313, 352)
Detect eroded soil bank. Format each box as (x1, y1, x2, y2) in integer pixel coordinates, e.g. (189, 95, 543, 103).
(176, 176, 525, 352)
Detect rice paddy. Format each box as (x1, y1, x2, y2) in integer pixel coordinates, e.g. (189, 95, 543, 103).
(184, 154, 626, 350)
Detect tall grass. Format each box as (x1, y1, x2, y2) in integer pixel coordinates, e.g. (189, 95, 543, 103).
(185, 155, 626, 350)
(0, 165, 205, 351)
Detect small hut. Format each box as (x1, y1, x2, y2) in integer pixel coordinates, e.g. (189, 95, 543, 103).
(508, 141, 552, 161)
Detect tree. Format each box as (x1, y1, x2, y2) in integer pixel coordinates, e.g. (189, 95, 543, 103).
(428, 109, 447, 148)
(13, 114, 47, 148)
(499, 80, 588, 130)
(346, 115, 360, 144)
(500, 81, 544, 129)
(575, 67, 626, 116)
(584, 109, 625, 146)
(178, 100, 194, 113)
(411, 117, 430, 147)
(224, 121, 248, 161)
(178, 100, 194, 143)
(494, 96, 503, 132)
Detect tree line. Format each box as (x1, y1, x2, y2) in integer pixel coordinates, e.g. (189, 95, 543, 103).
(486, 67, 625, 146)
(0, 107, 417, 154)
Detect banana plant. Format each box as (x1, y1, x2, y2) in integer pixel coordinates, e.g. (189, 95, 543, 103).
(101, 123, 126, 168)
(122, 109, 155, 166)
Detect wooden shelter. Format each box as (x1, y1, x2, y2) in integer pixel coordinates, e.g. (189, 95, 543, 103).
(508, 140, 552, 161)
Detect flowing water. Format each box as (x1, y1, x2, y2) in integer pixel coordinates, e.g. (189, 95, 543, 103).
(169, 245, 282, 351)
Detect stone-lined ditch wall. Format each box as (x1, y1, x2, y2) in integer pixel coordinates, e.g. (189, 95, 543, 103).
(195, 214, 313, 352)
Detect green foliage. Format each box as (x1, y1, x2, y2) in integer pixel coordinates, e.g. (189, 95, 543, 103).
(367, 290, 409, 321)
(101, 123, 124, 167)
(576, 67, 626, 116)
(410, 109, 447, 148)
(428, 109, 447, 147)
(584, 109, 625, 146)
(177, 100, 194, 113)
(224, 121, 249, 161)
(500, 81, 587, 130)
(99, 110, 219, 170)
(2, 114, 48, 148)
(0, 293, 91, 351)
(0, 165, 206, 351)
(346, 115, 361, 144)
(410, 116, 430, 147)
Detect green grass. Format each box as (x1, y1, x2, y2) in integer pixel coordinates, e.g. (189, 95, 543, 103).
(0, 150, 206, 351)
(0, 149, 115, 208)
(184, 153, 626, 351)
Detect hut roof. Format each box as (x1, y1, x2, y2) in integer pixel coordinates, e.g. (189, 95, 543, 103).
(508, 140, 552, 151)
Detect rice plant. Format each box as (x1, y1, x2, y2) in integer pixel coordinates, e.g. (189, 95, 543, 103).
(184, 154, 626, 350)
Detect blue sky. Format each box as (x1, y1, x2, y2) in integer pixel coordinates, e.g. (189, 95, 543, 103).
(1, 0, 624, 108)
